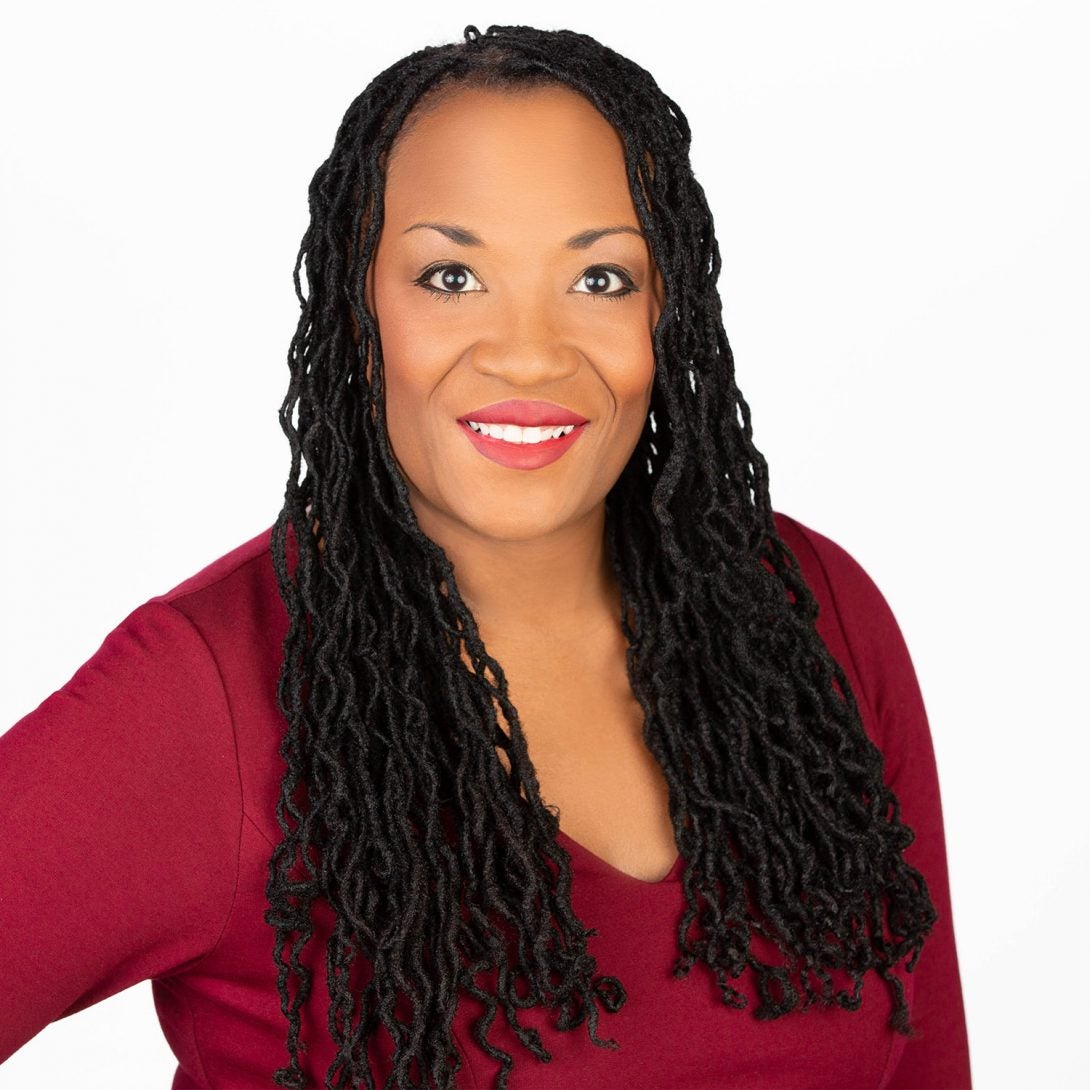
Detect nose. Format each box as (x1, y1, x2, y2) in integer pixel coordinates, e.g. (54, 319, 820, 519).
(467, 295, 582, 386)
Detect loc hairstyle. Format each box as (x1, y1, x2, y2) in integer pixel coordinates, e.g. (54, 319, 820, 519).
(266, 22, 938, 1090)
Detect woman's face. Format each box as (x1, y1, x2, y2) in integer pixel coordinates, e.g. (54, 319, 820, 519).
(365, 84, 664, 544)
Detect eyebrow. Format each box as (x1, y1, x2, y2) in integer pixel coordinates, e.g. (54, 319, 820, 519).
(403, 222, 645, 250)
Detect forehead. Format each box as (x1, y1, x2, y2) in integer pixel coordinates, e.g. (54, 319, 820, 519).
(381, 85, 638, 238)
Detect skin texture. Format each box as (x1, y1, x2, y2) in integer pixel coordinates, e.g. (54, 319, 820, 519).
(363, 85, 678, 881)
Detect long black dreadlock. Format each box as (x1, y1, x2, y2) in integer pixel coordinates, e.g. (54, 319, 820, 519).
(265, 23, 938, 1090)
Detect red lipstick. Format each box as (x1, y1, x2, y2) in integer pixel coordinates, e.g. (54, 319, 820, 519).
(458, 399, 588, 427)
(457, 400, 589, 471)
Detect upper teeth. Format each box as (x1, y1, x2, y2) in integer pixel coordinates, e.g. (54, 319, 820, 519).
(466, 421, 577, 444)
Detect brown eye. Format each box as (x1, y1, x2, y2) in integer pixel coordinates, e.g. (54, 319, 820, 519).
(416, 263, 485, 298)
(570, 265, 637, 300)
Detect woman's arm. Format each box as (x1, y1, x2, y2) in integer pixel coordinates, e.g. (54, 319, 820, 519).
(0, 600, 242, 1063)
(786, 516, 973, 1089)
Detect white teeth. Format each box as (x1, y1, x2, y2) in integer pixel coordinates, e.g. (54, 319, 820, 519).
(466, 421, 577, 444)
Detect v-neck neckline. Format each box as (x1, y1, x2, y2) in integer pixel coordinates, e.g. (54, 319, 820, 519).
(556, 827, 683, 885)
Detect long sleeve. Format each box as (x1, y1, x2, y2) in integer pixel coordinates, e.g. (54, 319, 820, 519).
(0, 599, 242, 1064)
(795, 521, 973, 1089)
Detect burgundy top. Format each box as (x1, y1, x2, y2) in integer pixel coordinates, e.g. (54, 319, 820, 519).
(0, 512, 971, 1088)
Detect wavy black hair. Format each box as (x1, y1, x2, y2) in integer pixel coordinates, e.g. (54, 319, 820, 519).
(266, 22, 938, 1090)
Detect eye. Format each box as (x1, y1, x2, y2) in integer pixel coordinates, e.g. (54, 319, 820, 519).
(570, 264, 637, 302)
(415, 262, 485, 300)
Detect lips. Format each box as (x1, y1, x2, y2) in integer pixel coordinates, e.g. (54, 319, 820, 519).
(458, 399, 588, 427)
(459, 417, 586, 470)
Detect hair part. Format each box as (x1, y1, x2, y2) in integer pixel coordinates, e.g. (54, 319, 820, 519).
(267, 23, 937, 1090)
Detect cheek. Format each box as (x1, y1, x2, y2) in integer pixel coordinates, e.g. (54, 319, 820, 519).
(379, 328, 451, 429)
(370, 328, 451, 487)
(608, 324, 657, 414)
(368, 274, 443, 419)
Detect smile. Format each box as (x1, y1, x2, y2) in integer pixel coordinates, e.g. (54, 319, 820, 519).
(464, 420, 577, 444)
(459, 419, 587, 469)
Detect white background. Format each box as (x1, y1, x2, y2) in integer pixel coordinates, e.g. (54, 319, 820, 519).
(2, 1, 1086, 1087)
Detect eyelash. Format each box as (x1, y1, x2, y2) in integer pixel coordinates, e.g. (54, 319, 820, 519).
(413, 262, 637, 303)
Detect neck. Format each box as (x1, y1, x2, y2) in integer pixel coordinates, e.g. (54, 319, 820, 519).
(414, 499, 622, 643)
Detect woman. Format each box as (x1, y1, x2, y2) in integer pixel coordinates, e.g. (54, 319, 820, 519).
(0, 23, 970, 1090)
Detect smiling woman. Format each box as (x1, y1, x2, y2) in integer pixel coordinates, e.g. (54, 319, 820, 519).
(0, 22, 971, 1090)
(367, 83, 662, 568)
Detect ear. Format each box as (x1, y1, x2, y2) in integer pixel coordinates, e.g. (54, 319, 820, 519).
(361, 259, 375, 388)
(349, 272, 375, 399)
(350, 187, 379, 350)
(651, 263, 665, 313)
(349, 262, 373, 349)
(364, 257, 376, 323)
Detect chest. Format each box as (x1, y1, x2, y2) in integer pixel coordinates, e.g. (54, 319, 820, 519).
(485, 628, 678, 883)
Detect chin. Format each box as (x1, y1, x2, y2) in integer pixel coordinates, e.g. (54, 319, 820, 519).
(458, 493, 581, 540)
(464, 510, 565, 543)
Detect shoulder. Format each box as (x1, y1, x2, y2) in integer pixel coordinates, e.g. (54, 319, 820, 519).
(772, 509, 902, 655)
(32, 520, 284, 728)
(152, 522, 280, 617)
(139, 522, 288, 672)
(33, 522, 287, 734)
(772, 510, 927, 758)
